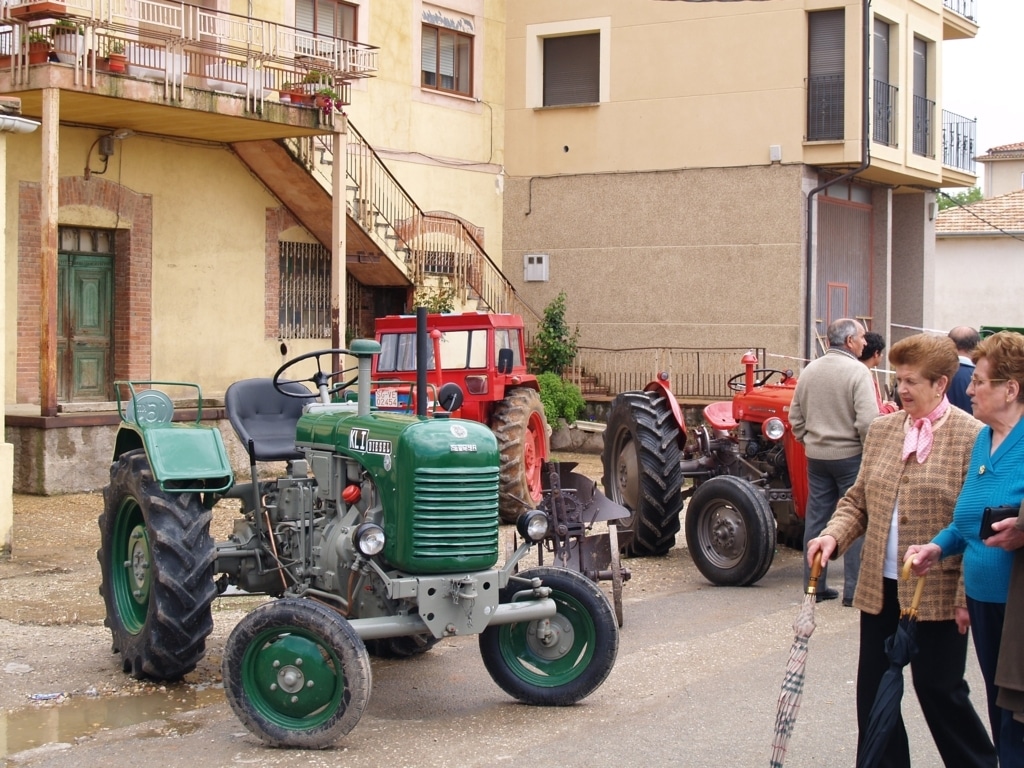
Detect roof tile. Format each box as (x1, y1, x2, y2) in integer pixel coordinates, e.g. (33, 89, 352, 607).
(935, 189, 1024, 234)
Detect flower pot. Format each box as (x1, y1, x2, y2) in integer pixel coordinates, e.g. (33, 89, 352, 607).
(27, 41, 50, 65)
(107, 52, 127, 73)
(290, 91, 314, 107)
(278, 90, 292, 104)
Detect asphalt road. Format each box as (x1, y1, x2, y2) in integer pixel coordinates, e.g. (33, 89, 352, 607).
(3, 544, 989, 768)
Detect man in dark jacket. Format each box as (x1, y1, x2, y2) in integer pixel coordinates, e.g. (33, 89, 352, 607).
(948, 326, 980, 413)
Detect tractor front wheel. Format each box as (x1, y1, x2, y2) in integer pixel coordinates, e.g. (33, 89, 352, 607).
(493, 388, 549, 524)
(601, 391, 683, 556)
(97, 449, 217, 680)
(479, 567, 618, 706)
(222, 598, 372, 748)
(685, 475, 776, 586)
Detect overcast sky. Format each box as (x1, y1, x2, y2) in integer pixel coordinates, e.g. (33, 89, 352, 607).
(942, 2, 1024, 187)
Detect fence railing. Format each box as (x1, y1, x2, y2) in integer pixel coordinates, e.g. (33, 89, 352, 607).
(942, 0, 976, 23)
(807, 74, 845, 141)
(912, 94, 934, 158)
(567, 347, 768, 401)
(872, 80, 898, 147)
(286, 122, 541, 327)
(941, 109, 976, 173)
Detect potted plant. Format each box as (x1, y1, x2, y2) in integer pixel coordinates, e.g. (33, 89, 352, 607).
(314, 87, 342, 116)
(51, 19, 83, 64)
(26, 31, 50, 65)
(106, 39, 127, 73)
(278, 81, 294, 104)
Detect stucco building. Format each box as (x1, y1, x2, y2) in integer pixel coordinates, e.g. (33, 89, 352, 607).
(0, 0, 510, 505)
(502, 0, 979, 371)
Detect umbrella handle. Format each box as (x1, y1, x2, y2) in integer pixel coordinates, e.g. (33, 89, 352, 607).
(901, 558, 927, 612)
(807, 551, 824, 595)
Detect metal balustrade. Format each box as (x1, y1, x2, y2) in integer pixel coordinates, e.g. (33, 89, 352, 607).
(941, 109, 976, 173)
(2, 0, 378, 83)
(285, 122, 540, 327)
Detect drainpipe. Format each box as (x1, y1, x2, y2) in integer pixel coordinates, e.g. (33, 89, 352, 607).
(803, 0, 872, 361)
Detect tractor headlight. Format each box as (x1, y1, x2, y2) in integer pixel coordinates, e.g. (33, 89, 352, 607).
(763, 417, 786, 442)
(516, 509, 550, 542)
(354, 523, 385, 556)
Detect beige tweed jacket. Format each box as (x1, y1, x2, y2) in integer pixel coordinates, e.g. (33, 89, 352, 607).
(822, 405, 982, 620)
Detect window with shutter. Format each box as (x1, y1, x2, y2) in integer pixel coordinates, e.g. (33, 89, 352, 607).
(807, 10, 845, 141)
(543, 34, 599, 107)
(296, 0, 357, 41)
(421, 23, 472, 96)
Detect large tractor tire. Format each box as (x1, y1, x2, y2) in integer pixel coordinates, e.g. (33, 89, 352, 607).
(492, 387, 549, 524)
(222, 598, 372, 749)
(601, 391, 683, 556)
(480, 567, 618, 706)
(685, 475, 776, 587)
(98, 449, 217, 680)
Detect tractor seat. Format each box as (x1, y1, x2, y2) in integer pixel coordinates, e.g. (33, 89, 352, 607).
(703, 400, 738, 431)
(225, 378, 315, 462)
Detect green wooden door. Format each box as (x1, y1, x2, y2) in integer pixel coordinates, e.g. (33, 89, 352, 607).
(57, 252, 113, 401)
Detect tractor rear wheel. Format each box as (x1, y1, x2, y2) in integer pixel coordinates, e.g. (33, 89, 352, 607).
(479, 567, 618, 705)
(222, 598, 371, 748)
(601, 391, 683, 556)
(493, 388, 549, 524)
(98, 449, 216, 680)
(685, 475, 776, 586)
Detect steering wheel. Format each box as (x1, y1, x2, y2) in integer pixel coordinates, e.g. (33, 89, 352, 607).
(272, 348, 359, 402)
(727, 368, 791, 392)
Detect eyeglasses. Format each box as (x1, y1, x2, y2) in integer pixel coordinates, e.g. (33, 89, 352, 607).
(970, 377, 1008, 388)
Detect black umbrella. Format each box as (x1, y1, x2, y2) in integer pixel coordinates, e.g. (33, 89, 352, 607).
(769, 552, 824, 767)
(855, 560, 927, 768)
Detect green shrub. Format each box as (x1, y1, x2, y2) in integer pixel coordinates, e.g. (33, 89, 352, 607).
(528, 291, 579, 374)
(537, 373, 586, 426)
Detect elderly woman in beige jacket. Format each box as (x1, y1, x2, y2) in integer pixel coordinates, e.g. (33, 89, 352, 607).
(806, 333, 996, 768)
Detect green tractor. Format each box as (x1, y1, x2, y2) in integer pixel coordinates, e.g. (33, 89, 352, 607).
(97, 335, 619, 748)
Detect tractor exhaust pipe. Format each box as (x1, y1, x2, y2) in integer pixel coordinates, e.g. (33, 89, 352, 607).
(416, 306, 428, 417)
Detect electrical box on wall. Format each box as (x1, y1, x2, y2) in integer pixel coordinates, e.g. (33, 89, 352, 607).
(524, 253, 549, 282)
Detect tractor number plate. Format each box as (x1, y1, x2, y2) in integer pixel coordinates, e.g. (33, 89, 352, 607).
(376, 388, 400, 408)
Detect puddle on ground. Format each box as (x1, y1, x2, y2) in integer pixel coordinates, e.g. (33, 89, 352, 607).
(0, 685, 224, 757)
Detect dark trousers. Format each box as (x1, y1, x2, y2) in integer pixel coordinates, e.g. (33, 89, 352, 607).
(803, 454, 863, 597)
(968, 597, 1024, 768)
(857, 579, 996, 768)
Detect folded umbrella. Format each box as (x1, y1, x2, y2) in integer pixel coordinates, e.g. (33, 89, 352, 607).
(769, 552, 824, 767)
(855, 560, 927, 768)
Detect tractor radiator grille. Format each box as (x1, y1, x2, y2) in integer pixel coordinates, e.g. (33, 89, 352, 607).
(407, 467, 499, 568)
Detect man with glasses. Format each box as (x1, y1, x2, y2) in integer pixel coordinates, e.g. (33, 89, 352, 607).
(790, 318, 879, 604)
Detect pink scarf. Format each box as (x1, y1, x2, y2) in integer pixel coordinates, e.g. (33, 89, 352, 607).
(902, 396, 949, 463)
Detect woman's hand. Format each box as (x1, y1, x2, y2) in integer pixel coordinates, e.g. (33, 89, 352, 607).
(806, 535, 836, 567)
(955, 606, 970, 635)
(984, 516, 1024, 551)
(904, 543, 942, 576)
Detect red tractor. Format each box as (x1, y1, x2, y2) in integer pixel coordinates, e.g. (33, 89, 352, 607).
(601, 351, 808, 586)
(372, 312, 549, 523)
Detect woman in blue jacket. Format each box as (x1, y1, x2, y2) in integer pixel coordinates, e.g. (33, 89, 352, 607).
(908, 330, 1024, 767)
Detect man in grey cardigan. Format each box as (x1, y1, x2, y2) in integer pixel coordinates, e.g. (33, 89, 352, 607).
(790, 318, 879, 603)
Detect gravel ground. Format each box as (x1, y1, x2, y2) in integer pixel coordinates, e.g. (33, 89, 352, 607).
(0, 451, 613, 716)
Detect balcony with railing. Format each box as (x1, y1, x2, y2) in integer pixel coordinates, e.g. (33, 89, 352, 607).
(872, 80, 898, 148)
(942, 109, 976, 174)
(912, 94, 934, 159)
(0, 0, 377, 127)
(807, 74, 844, 141)
(942, 0, 978, 39)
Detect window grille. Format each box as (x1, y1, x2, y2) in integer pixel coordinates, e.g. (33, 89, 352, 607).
(279, 241, 331, 339)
